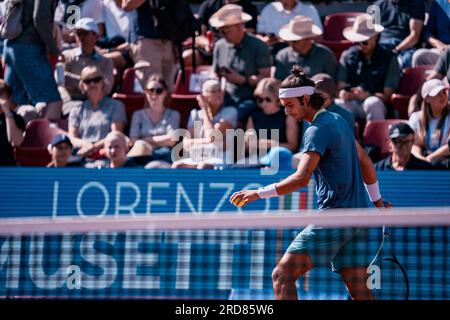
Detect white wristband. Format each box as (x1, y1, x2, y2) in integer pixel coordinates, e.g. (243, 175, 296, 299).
(257, 183, 279, 199)
(364, 181, 382, 202)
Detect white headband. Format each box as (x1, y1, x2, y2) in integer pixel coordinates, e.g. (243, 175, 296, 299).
(279, 86, 315, 98)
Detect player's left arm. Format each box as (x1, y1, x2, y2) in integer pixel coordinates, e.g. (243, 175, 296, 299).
(229, 151, 320, 207)
(355, 140, 388, 208)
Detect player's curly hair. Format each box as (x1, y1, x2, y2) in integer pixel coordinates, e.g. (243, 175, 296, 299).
(280, 65, 325, 110)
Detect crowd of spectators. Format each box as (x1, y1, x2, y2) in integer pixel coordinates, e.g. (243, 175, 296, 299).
(0, 0, 449, 170)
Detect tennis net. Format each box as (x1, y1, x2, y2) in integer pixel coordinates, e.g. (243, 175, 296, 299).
(0, 207, 449, 300)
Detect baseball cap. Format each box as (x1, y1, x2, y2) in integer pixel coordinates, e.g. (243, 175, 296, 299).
(389, 123, 414, 139)
(74, 17, 99, 34)
(421, 79, 446, 99)
(49, 134, 73, 148)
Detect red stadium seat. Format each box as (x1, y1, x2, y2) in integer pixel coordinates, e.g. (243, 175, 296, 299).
(14, 119, 66, 166)
(112, 92, 145, 125)
(173, 65, 212, 95)
(118, 67, 140, 95)
(171, 65, 212, 128)
(317, 12, 365, 60)
(363, 119, 409, 158)
(391, 65, 435, 119)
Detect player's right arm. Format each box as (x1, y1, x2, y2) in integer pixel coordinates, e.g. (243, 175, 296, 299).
(229, 151, 320, 207)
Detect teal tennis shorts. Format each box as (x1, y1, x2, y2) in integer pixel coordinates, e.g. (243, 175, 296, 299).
(286, 225, 376, 272)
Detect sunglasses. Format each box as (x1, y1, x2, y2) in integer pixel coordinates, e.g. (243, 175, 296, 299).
(146, 87, 165, 95)
(256, 97, 272, 103)
(76, 30, 92, 37)
(82, 76, 103, 84)
(392, 138, 414, 146)
(356, 40, 369, 46)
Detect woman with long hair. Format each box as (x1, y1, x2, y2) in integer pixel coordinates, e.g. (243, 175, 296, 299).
(127, 74, 180, 165)
(409, 78, 450, 168)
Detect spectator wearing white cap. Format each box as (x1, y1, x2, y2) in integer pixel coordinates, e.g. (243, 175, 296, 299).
(274, 16, 337, 81)
(408, 46, 450, 117)
(54, 0, 106, 44)
(409, 78, 450, 168)
(59, 17, 114, 116)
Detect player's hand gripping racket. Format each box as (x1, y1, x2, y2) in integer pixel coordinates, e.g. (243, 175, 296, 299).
(370, 201, 410, 300)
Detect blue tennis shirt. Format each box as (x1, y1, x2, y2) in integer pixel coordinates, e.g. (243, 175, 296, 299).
(301, 110, 368, 209)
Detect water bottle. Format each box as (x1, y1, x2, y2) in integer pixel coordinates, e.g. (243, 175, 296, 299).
(56, 62, 65, 86)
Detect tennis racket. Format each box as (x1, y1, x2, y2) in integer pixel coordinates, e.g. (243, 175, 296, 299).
(370, 225, 410, 300)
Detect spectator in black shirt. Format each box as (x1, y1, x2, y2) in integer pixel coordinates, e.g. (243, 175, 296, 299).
(374, 0, 425, 69)
(374, 123, 434, 171)
(0, 80, 25, 166)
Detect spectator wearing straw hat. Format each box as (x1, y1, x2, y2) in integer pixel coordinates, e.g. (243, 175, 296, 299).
(257, 0, 322, 40)
(337, 14, 400, 124)
(274, 16, 337, 81)
(210, 4, 272, 124)
(374, 0, 425, 70)
(47, 134, 74, 168)
(60, 17, 114, 116)
(374, 123, 434, 171)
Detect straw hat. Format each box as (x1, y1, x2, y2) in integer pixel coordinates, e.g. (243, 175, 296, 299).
(279, 15, 322, 41)
(209, 4, 252, 29)
(343, 14, 384, 42)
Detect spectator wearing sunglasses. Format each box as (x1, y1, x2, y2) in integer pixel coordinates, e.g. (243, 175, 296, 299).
(59, 18, 114, 116)
(127, 75, 180, 167)
(337, 14, 400, 125)
(374, 123, 434, 171)
(68, 66, 126, 159)
(242, 78, 299, 169)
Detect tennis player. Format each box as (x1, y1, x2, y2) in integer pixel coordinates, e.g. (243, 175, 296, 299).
(230, 65, 388, 300)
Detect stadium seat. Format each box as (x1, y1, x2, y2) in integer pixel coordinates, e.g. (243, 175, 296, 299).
(14, 119, 66, 166)
(112, 67, 145, 126)
(391, 65, 435, 119)
(363, 119, 409, 158)
(118, 67, 140, 95)
(172, 65, 212, 95)
(317, 12, 365, 60)
(170, 65, 212, 128)
(112, 92, 145, 125)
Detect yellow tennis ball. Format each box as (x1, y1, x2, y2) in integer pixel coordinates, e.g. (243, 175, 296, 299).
(235, 199, 247, 207)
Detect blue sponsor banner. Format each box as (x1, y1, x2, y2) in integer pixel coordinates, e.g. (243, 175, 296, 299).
(0, 168, 449, 299)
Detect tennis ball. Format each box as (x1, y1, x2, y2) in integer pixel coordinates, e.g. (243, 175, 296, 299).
(234, 199, 247, 207)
